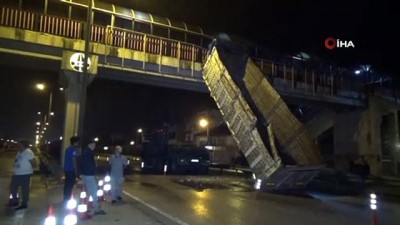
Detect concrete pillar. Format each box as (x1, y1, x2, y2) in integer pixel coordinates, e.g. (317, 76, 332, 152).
(59, 70, 94, 166)
(334, 97, 400, 176)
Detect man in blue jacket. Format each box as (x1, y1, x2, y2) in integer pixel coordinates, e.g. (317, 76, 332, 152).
(63, 136, 79, 203)
(80, 140, 106, 215)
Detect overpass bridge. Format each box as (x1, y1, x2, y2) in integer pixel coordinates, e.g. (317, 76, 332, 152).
(0, 1, 399, 177)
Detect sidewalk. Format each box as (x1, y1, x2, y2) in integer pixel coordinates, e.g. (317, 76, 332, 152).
(0, 175, 166, 225)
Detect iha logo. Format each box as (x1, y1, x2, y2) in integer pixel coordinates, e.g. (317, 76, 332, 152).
(324, 37, 355, 49)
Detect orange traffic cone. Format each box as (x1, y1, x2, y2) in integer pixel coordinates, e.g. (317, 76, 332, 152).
(371, 210, 378, 225)
(44, 205, 56, 225)
(80, 186, 88, 205)
(98, 187, 105, 201)
(7, 194, 13, 207)
(88, 196, 94, 210)
(96, 188, 104, 209)
(66, 194, 77, 212)
(103, 182, 112, 203)
(7, 193, 19, 207)
(64, 194, 78, 225)
(77, 187, 90, 220)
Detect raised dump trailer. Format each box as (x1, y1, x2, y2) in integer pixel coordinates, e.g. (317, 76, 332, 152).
(202, 39, 324, 191)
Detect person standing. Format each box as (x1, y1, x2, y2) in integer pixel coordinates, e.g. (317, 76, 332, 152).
(10, 140, 36, 210)
(110, 146, 128, 204)
(80, 140, 106, 215)
(63, 136, 80, 203)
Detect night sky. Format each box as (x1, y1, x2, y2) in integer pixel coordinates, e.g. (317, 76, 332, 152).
(0, 0, 398, 142)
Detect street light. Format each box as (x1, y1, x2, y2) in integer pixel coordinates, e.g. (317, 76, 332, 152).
(199, 118, 209, 144)
(36, 83, 45, 90)
(130, 141, 135, 145)
(137, 129, 143, 133)
(94, 137, 99, 142)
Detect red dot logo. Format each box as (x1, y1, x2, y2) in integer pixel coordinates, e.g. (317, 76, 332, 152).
(324, 37, 336, 50)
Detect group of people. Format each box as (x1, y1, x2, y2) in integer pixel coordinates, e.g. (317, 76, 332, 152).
(9, 137, 128, 216)
(63, 136, 129, 215)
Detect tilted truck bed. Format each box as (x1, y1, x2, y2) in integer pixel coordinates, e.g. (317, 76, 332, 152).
(203, 41, 324, 190)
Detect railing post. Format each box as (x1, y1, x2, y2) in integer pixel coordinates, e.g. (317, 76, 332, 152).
(177, 42, 181, 74)
(159, 39, 163, 73)
(122, 29, 126, 68)
(330, 74, 334, 96)
(191, 45, 195, 77)
(143, 34, 147, 70)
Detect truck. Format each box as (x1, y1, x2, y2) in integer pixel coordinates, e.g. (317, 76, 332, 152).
(202, 37, 325, 191)
(140, 125, 210, 174)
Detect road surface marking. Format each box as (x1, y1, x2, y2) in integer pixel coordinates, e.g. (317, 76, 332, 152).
(123, 190, 190, 225)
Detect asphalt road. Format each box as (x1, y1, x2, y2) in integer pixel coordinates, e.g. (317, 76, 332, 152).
(122, 174, 400, 225)
(1, 151, 400, 225)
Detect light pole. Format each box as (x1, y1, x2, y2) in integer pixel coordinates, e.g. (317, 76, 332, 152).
(35, 83, 54, 145)
(199, 118, 209, 144)
(137, 128, 143, 144)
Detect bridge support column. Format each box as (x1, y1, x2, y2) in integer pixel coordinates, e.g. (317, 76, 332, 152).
(334, 96, 400, 177)
(59, 71, 95, 166)
(59, 51, 98, 167)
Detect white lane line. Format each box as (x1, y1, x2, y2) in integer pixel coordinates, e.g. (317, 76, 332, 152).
(123, 190, 190, 225)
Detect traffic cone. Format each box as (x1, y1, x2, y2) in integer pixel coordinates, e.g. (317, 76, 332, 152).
(44, 205, 56, 225)
(66, 194, 77, 212)
(371, 210, 378, 225)
(103, 183, 112, 202)
(77, 187, 90, 220)
(7, 193, 19, 207)
(7, 194, 13, 207)
(64, 193, 78, 225)
(80, 186, 88, 205)
(88, 196, 94, 210)
(97, 188, 104, 208)
(104, 175, 111, 183)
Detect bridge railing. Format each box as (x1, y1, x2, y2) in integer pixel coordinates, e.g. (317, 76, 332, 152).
(0, 6, 207, 64)
(0, 6, 35, 31)
(104, 26, 207, 63)
(1, 5, 394, 102)
(252, 57, 369, 97)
